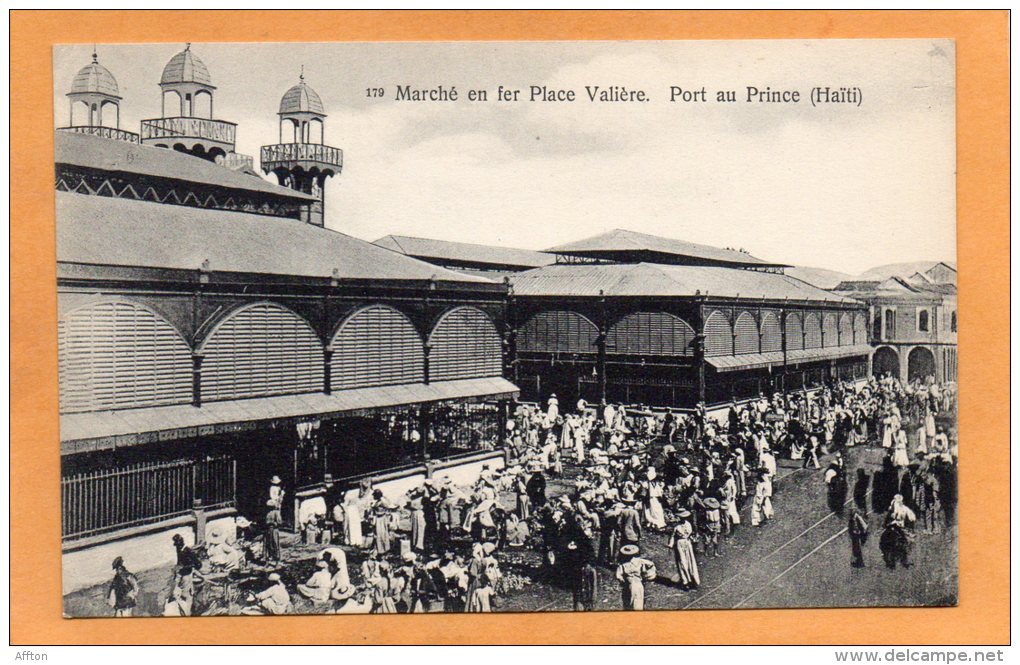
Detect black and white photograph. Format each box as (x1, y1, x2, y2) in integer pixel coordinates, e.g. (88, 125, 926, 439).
(54, 39, 958, 618)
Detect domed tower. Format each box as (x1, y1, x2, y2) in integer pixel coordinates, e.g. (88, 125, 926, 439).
(140, 44, 238, 162)
(260, 71, 344, 227)
(61, 49, 138, 142)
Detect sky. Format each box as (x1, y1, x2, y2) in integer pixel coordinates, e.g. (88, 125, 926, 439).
(53, 40, 956, 275)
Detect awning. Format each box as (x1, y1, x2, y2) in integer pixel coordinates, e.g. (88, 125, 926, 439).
(786, 345, 874, 365)
(61, 377, 519, 454)
(707, 351, 786, 373)
(706, 345, 873, 373)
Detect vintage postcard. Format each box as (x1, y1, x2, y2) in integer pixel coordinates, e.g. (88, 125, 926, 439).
(52, 38, 958, 620)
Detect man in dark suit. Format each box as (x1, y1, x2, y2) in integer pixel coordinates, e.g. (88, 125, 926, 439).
(618, 496, 642, 547)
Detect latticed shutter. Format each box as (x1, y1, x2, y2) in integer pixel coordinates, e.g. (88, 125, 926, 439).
(785, 313, 804, 351)
(704, 311, 733, 357)
(760, 312, 782, 353)
(838, 314, 854, 346)
(607, 312, 694, 356)
(822, 313, 839, 347)
(429, 307, 502, 381)
(854, 312, 868, 344)
(58, 300, 193, 413)
(332, 305, 424, 389)
(804, 313, 823, 349)
(518, 310, 598, 354)
(200, 302, 324, 401)
(734, 312, 760, 355)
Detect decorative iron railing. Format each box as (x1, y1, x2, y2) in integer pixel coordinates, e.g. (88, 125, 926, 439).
(221, 152, 254, 171)
(140, 117, 237, 146)
(61, 455, 235, 541)
(58, 125, 140, 143)
(261, 143, 343, 168)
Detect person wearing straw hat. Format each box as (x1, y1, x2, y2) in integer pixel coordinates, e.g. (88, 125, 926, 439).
(702, 497, 722, 557)
(617, 492, 642, 547)
(107, 556, 138, 617)
(297, 558, 333, 604)
(242, 572, 291, 615)
(615, 544, 657, 610)
(668, 510, 700, 590)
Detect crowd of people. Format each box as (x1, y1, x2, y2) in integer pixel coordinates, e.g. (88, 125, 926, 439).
(106, 374, 957, 616)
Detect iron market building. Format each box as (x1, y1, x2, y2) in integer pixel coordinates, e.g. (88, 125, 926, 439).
(57, 47, 516, 591)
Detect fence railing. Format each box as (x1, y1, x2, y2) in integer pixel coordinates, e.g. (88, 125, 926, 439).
(140, 117, 237, 145)
(261, 142, 344, 168)
(58, 125, 140, 143)
(61, 455, 235, 541)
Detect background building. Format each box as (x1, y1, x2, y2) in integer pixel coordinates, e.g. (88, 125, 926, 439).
(832, 263, 957, 383)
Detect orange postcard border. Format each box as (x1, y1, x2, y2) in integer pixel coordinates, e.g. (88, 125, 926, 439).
(9, 9, 1009, 646)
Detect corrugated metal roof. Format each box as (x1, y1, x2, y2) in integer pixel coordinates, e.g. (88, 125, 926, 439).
(55, 131, 314, 201)
(510, 262, 860, 304)
(57, 191, 494, 284)
(787, 345, 874, 364)
(61, 378, 519, 449)
(374, 235, 556, 270)
(545, 229, 783, 267)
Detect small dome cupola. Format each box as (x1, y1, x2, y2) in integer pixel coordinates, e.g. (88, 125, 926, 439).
(66, 49, 123, 128)
(158, 44, 216, 119)
(261, 67, 344, 227)
(160, 43, 215, 88)
(140, 44, 238, 162)
(279, 72, 326, 117)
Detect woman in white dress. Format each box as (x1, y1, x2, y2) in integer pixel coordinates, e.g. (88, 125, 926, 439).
(891, 429, 910, 468)
(641, 468, 667, 531)
(342, 493, 363, 548)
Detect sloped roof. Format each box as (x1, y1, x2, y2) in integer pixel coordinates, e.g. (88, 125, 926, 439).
(374, 235, 556, 270)
(57, 191, 494, 284)
(510, 262, 858, 303)
(544, 228, 785, 268)
(69, 57, 119, 97)
(55, 131, 314, 201)
(161, 45, 214, 87)
(280, 79, 326, 115)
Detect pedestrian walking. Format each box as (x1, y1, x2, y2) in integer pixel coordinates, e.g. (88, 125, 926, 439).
(615, 544, 657, 610)
(848, 507, 869, 568)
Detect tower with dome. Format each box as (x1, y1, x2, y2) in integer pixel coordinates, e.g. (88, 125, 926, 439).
(260, 71, 344, 227)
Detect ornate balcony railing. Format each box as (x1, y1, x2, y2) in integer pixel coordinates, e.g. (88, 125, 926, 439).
(58, 125, 140, 143)
(140, 117, 237, 146)
(261, 143, 344, 170)
(221, 152, 254, 171)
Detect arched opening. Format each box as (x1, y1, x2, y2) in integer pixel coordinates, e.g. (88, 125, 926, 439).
(198, 301, 324, 401)
(760, 312, 782, 353)
(70, 100, 91, 126)
(784, 312, 804, 351)
(918, 309, 930, 332)
(907, 346, 936, 383)
(99, 100, 119, 128)
(734, 312, 759, 355)
(822, 313, 838, 347)
(310, 117, 324, 144)
(872, 346, 900, 379)
(884, 309, 897, 339)
(280, 118, 298, 143)
(520, 310, 598, 354)
(330, 305, 424, 389)
(162, 89, 182, 117)
(58, 299, 192, 413)
(428, 306, 502, 381)
(803, 313, 822, 349)
(193, 89, 213, 119)
(704, 311, 733, 357)
(607, 311, 694, 356)
(838, 313, 853, 346)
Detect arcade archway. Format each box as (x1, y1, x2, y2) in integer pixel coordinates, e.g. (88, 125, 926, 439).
(907, 346, 936, 383)
(872, 346, 900, 379)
